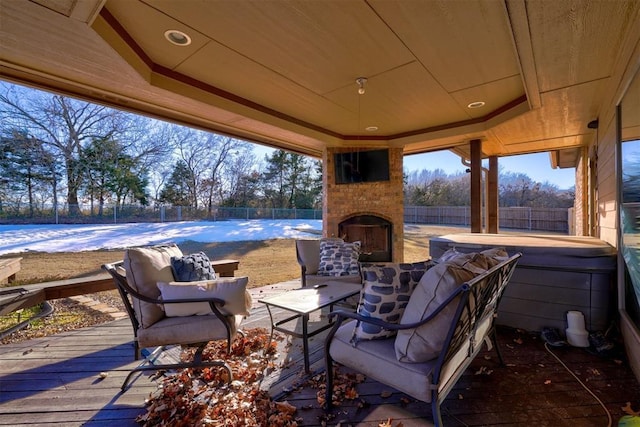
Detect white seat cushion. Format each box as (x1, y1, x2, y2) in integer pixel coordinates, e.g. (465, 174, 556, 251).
(157, 277, 252, 317)
(329, 321, 437, 402)
(137, 313, 242, 349)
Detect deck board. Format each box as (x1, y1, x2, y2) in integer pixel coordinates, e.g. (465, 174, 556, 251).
(1, 284, 639, 426)
(0, 317, 152, 426)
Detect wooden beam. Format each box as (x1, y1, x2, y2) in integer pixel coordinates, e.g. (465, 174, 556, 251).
(211, 259, 240, 277)
(0, 257, 22, 284)
(470, 139, 482, 233)
(488, 156, 499, 233)
(19, 274, 115, 301)
(8, 259, 240, 304)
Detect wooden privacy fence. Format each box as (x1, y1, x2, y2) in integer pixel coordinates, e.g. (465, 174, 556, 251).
(404, 206, 569, 232)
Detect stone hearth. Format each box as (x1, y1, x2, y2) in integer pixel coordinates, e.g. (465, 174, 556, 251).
(322, 147, 404, 262)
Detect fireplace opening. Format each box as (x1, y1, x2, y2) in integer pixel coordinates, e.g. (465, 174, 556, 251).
(338, 215, 392, 262)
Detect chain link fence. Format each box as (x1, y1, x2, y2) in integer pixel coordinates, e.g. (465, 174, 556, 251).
(0, 204, 322, 224)
(0, 203, 568, 232)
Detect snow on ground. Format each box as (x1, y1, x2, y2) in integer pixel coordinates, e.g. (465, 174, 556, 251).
(0, 220, 322, 255)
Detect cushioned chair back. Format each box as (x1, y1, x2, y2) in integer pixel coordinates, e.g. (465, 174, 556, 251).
(435, 253, 521, 394)
(295, 240, 321, 274)
(124, 243, 183, 328)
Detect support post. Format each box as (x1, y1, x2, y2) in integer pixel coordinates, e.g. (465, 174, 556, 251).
(488, 156, 499, 233)
(470, 139, 482, 233)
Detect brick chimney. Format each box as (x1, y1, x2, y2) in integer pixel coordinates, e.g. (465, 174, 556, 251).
(322, 146, 404, 262)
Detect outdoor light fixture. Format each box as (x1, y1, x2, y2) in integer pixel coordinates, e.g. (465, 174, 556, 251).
(164, 30, 191, 46)
(467, 101, 486, 109)
(354, 77, 377, 133)
(356, 77, 367, 95)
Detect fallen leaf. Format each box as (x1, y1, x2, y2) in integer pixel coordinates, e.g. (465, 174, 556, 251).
(380, 391, 392, 398)
(474, 366, 493, 375)
(98, 372, 108, 379)
(622, 402, 640, 416)
(137, 328, 301, 427)
(544, 380, 552, 385)
(379, 418, 393, 427)
(587, 368, 601, 376)
(275, 400, 297, 414)
(513, 337, 523, 345)
(22, 349, 33, 355)
(345, 387, 359, 400)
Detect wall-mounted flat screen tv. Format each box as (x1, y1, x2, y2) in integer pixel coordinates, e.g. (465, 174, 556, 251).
(334, 149, 390, 184)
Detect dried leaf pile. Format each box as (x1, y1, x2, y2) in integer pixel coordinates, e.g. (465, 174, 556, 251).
(307, 369, 365, 408)
(137, 328, 299, 426)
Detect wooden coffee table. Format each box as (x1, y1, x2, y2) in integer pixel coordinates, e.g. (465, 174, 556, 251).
(258, 281, 361, 372)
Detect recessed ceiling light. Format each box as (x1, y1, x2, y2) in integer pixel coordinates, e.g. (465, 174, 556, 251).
(164, 30, 191, 46)
(467, 101, 486, 109)
(365, 126, 378, 132)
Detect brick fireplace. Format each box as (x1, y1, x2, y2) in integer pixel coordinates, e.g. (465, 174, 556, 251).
(322, 146, 404, 262)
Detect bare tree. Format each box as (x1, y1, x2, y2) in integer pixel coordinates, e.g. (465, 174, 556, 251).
(218, 145, 260, 207)
(161, 125, 253, 211)
(0, 82, 172, 215)
(200, 135, 251, 214)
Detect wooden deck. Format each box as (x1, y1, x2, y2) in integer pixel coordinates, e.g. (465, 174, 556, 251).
(1, 281, 639, 426)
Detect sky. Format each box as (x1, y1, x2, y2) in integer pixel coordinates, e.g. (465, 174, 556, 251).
(404, 151, 576, 189)
(253, 145, 575, 190)
(0, 220, 321, 255)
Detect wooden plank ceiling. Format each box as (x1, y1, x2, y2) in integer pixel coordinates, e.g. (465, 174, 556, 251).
(1, 0, 638, 164)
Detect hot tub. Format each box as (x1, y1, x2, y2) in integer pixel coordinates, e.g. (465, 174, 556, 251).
(429, 233, 617, 333)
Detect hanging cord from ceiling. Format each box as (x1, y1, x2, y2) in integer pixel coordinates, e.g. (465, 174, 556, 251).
(355, 77, 367, 136)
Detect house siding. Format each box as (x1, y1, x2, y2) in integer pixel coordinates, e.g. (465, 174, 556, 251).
(591, 19, 640, 381)
(597, 116, 619, 247)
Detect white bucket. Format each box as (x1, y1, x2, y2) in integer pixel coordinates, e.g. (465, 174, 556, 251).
(565, 311, 589, 347)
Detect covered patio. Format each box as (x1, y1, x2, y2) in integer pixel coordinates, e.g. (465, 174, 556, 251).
(1, 281, 638, 426)
(1, 0, 640, 424)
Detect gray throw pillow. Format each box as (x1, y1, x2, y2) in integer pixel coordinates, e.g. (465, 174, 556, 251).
(171, 252, 216, 282)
